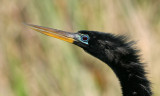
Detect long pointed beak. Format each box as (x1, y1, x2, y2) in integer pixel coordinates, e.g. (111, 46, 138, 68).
(25, 24, 76, 43)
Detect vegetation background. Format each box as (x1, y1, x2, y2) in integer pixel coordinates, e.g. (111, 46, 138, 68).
(0, 0, 160, 96)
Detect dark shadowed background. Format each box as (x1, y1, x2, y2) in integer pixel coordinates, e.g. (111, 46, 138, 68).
(0, 0, 160, 96)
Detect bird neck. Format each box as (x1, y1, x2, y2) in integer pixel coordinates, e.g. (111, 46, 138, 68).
(81, 32, 152, 96)
(105, 53, 152, 96)
(113, 61, 151, 96)
(85, 46, 152, 96)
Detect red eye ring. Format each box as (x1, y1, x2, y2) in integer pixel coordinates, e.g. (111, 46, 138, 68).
(82, 36, 88, 40)
(81, 35, 89, 42)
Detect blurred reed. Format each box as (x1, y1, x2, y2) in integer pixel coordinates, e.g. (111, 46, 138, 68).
(0, 0, 160, 96)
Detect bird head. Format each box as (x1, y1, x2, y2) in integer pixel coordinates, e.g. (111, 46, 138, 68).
(26, 24, 128, 64)
(25, 24, 108, 49)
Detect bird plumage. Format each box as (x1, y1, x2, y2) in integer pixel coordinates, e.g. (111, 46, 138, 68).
(26, 24, 152, 96)
(75, 30, 152, 96)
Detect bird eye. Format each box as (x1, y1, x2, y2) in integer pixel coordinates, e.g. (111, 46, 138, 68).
(81, 35, 89, 42)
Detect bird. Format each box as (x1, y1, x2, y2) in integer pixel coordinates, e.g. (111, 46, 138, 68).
(26, 24, 152, 96)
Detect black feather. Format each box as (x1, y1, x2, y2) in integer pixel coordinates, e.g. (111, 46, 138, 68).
(74, 30, 152, 96)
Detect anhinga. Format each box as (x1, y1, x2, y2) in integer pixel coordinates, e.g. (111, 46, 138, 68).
(26, 24, 152, 96)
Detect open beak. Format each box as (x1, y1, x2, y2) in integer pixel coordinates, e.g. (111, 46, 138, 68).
(25, 24, 76, 43)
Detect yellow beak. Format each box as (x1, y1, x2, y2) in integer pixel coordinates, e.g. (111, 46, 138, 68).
(25, 24, 75, 43)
